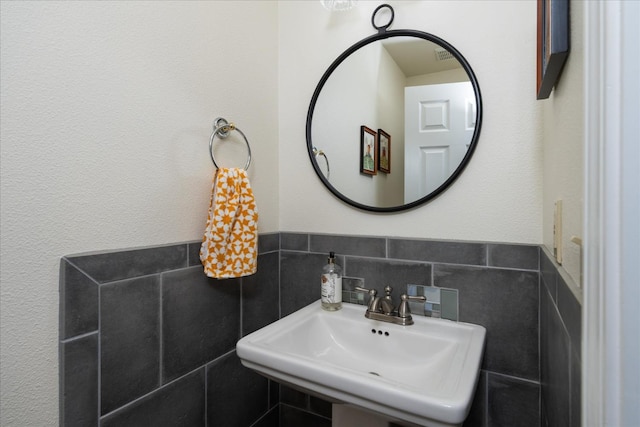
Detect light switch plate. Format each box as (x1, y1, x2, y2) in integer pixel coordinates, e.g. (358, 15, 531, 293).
(554, 199, 563, 264)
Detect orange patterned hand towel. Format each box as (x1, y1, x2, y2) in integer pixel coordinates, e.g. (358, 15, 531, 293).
(200, 167, 258, 278)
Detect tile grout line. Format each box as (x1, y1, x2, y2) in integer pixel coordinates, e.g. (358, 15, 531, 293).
(484, 370, 489, 427)
(240, 277, 244, 339)
(538, 270, 542, 387)
(97, 281, 102, 423)
(488, 370, 542, 385)
(99, 363, 213, 421)
(486, 244, 490, 267)
(60, 330, 99, 344)
(279, 233, 283, 320)
(204, 357, 209, 426)
(159, 273, 164, 388)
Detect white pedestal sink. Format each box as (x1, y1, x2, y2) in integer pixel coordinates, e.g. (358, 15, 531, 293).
(236, 300, 486, 427)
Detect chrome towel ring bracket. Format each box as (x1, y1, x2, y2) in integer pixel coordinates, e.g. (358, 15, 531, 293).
(209, 117, 252, 170)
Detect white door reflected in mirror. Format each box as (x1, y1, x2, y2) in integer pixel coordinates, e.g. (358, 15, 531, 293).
(405, 82, 475, 202)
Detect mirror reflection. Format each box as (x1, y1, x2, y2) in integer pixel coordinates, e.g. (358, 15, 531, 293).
(308, 34, 481, 211)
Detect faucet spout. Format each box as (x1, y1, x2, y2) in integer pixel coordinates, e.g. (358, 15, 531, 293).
(380, 285, 395, 315)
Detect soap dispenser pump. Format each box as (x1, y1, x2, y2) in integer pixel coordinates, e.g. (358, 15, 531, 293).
(321, 252, 342, 311)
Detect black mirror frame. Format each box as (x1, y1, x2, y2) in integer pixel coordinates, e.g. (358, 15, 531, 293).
(306, 28, 483, 213)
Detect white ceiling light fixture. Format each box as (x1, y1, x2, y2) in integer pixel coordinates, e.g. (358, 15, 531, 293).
(320, 0, 357, 12)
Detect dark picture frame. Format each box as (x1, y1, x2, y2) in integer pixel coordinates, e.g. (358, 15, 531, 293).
(360, 125, 377, 175)
(536, 0, 570, 100)
(377, 129, 391, 174)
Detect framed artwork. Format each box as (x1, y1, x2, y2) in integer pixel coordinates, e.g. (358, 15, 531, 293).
(536, 0, 570, 100)
(377, 129, 390, 174)
(360, 126, 377, 175)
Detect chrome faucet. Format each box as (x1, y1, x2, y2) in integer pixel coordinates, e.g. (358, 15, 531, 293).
(355, 286, 426, 326)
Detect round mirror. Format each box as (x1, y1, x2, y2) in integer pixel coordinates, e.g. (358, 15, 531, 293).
(306, 27, 482, 212)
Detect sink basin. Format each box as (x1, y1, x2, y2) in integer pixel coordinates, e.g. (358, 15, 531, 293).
(236, 300, 486, 427)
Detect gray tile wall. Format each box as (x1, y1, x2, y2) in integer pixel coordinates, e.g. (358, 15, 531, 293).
(60, 232, 582, 427)
(540, 248, 582, 427)
(59, 235, 280, 427)
(279, 233, 542, 427)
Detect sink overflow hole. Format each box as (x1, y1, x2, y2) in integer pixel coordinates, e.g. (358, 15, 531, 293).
(370, 329, 390, 337)
(369, 372, 381, 376)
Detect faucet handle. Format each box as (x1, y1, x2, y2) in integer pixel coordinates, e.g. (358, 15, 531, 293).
(355, 286, 377, 297)
(355, 286, 382, 313)
(398, 294, 426, 318)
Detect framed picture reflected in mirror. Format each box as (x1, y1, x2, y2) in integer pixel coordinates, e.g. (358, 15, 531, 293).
(378, 129, 390, 174)
(360, 125, 377, 175)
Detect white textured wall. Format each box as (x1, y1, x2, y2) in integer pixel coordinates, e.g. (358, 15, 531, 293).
(311, 42, 405, 206)
(0, 2, 278, 425)
(541, 0, 584, 286)
(279, 0, 543, 243)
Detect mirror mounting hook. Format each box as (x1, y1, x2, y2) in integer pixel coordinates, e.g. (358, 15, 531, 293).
(372, 4, 394, 33)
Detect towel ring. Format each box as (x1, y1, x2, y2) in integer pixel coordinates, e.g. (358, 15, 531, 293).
(209, 117, 252, 170)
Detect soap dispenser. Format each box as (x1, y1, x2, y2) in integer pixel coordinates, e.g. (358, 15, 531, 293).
(321, 252, 342, 311)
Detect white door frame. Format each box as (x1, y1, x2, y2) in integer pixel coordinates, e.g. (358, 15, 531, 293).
(583, 1, 639, 426)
